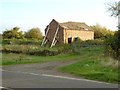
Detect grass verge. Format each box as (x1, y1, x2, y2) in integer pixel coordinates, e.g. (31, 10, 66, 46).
(58, 46, 119, 84)
(2, 53, 79, 66)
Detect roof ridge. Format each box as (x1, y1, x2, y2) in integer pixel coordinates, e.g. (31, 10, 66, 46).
(50, 19, 92, 30)
(60, 21, 85, 24)
(59, 21, 92, 30)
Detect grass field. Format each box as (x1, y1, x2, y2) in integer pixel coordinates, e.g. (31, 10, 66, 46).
(58, 46, 119, 84)
(2, 53, 79, 65)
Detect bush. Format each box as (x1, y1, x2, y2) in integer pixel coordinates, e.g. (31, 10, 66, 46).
(70, 39, 104, 54)
(73, 37, 82, 42)
(29, 49, 59, 56)
(104, 31, 120, 60)
(2, 39, 42, 45)
(71, 40, 81, 54)
(24, 28, 43, 40)
(91, 24, 114, 39)
(57, 44, 72, 54)
(72, 39, 104, 47)
(2, 45, 59, 56)
(2, 39, 105, 56)
(2, 39, 13, 44)
(80, 39, 104, 46)
(56, 39, 104, 54)
(2, 27, 24, 39)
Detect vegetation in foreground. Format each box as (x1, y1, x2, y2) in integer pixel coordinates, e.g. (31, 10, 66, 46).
(2, 46, 119, 84)
(2, 53, 79, 65)
(58, 46, 119, 84)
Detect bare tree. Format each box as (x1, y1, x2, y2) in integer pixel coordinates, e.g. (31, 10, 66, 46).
(107, 1, 120, 17)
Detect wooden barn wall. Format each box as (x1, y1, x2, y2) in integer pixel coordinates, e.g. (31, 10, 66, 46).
(57, 26, 64, 44)
(45, 20, 64, 45)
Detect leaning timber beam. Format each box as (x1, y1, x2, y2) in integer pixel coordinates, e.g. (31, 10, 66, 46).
(41, 25, 50, 46)
(50, 25, 59, 48)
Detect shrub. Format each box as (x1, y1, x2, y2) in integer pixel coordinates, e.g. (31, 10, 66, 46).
(2, 27, 24, 39)
(69, 39, 104, 54)
(2, 39, 42, 45)
(91, 24, 114, 39)
(2, 45, 60, 56)
(56, 39, 104, 54)
(57, 44, 72, 54)
(73, 37, 82, 42)
(83, 39, 104, 46)
(24, 28, 43, 40)
(71, 40, 81, 54)
(72, 39, 104, 47)
(104, 31, 120, 60)
(2, 39, 11, 44)
(29, 49, 59, 56)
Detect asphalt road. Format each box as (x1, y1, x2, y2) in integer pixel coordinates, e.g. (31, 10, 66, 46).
(2, 70, 118, 88)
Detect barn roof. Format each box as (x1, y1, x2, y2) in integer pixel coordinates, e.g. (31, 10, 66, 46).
(59, 22, 92, 30)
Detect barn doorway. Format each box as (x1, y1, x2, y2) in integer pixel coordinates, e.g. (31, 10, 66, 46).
(68, 37, 72, 44)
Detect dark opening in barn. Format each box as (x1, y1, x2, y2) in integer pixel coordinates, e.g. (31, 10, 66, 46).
(68, 37, 72, 44)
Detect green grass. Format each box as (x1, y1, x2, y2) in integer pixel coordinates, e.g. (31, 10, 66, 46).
(58, 46, 119, 84)
(2, 53, 79, 65)
(2, 46, 119, 83)
(0, 52, 2, 65)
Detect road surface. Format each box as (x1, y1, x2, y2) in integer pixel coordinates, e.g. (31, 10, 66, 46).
(2, 70, 118, 88)
(2, 61, 119, 88)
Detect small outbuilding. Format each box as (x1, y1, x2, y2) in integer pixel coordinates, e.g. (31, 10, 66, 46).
(41, 19, 94, 47)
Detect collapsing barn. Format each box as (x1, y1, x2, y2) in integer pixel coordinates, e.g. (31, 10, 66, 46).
(41, 19, 94, 47)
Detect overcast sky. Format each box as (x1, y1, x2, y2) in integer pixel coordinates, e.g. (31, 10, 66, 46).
(0, 0, 118, 34)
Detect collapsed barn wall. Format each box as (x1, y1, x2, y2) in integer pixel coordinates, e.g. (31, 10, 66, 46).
(45, 19, 64, 45)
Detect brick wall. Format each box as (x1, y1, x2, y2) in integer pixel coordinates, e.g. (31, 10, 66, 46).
(63, 29, 94, 44)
